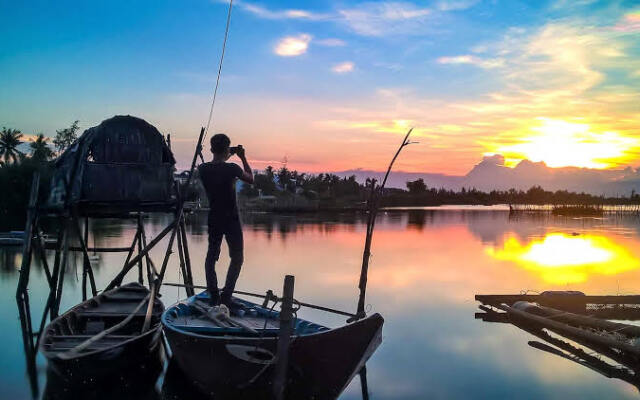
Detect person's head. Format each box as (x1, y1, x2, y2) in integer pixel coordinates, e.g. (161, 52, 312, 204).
(211, 133, 231, 158)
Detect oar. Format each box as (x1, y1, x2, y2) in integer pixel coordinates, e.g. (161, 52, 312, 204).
(191, 301, 258, 334)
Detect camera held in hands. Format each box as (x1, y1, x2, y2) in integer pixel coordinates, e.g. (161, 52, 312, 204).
(229, 145, 242, 155)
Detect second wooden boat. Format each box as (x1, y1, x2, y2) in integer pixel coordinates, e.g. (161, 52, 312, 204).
(162, 291, 383, 399)
(40, 282, 165, 380)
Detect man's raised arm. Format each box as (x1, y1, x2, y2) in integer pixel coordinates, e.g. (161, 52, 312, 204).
(236, 145, 254, 184)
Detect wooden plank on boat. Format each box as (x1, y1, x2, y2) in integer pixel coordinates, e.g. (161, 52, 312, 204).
(57, 295, 150, 360)
(103, 291, 150, 302)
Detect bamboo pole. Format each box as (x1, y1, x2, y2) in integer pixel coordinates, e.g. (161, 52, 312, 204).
(163, 282, 356, 317)
(497, 303, 640, 356)
(523, 303, 640, 337)
(104, 220, 176, 291)
(136, 219, 144, 285)
(179, 218, 195, 297)
(139, 218, 155, 284)
(16, 173, 40, 298)
(82, 217, 89, 301)
(273, 275, 295, 400)
(355, 128, 413, 319)
(51, 219, 70, 318)
(34, 227, 53, 287)
(176, 220, 189, 288)
(70, 214, 97, 297)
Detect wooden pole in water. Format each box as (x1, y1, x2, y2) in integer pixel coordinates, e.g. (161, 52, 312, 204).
(180, 217, 195, 296)
(82, 217, 89, 300)
(136, 217, 144, 284)
(16, 173, 40, 298)
(273, 275, 295, 400)
(359, 366, 370, 400)
(70, 214, 97, 297)
(355, 128, 413, 319)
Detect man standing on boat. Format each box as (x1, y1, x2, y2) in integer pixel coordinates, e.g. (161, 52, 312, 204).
(198, 133, 254, 308)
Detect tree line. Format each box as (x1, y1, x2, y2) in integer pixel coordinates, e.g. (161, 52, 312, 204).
(0, 121, 80, 228)
(390, 178, 640, 206)
(239, 166, 362, 201)
(236, 169, 640, 207)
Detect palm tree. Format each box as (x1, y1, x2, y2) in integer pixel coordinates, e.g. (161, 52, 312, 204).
(30, 134, 54, 162)
(0, 127, 24, 165)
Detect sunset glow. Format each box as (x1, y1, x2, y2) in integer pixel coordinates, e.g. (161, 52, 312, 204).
(486, 233, 640, 284)
(490, 119, 640, 169)
(2, 1, 639, 175)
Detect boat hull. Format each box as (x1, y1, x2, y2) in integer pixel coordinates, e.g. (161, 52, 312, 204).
(45, 327, 164, 381)
(164, 310, 383, 399)
(40, 282, 165, 383)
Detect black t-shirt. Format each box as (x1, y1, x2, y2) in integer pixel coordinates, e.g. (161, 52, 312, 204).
(198, 162, 244, 219)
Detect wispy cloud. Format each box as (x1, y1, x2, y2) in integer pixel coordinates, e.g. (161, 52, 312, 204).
(437, 55, 504, 68)
(235, 2, 329, 21)
(614, 10, 640, 33)
(274, 34, 312, 57)
(435, 0, 479, 11)
(338, 2, 432, 37)
(331, 61, 355, 74)
(230, 1, 436, 37)
(316, 38, 346, 47)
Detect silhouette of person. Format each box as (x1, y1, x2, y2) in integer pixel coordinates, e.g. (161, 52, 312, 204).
(198, 134, 254, 307)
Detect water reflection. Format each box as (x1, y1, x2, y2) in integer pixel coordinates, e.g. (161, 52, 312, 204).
(486, 233, 640, 284)
(4, 209, 640, 399)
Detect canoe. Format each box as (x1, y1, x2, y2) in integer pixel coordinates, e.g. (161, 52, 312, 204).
(40, 282, 165, 380)
(162, 291, 384, 399)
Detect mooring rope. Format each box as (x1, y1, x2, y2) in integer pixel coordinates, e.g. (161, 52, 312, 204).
(203, 0, 234, 141)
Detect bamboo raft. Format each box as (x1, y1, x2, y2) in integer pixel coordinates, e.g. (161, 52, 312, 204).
(476, 292, 640, 390)
(476, 292, 640, 320)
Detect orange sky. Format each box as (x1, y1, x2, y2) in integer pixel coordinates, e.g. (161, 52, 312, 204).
(3, 2, 640, 175)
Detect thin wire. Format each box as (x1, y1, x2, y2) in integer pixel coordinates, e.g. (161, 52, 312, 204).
(204, 0, 233, 140)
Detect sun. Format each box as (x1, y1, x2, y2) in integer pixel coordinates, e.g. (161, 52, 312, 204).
(491, 118, 638, 169)
(486, 233, 640, 284)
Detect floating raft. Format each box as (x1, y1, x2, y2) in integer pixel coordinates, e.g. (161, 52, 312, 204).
(476, 300, 640, 389)
(476, 291, 640, 320)
(476, 292, 640, 389)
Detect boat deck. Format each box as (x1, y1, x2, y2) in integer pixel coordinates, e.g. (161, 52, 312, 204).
(172, 313, 281, 330)
(41, 283, 164, 355)
(46, 335, 137, 351)
(163, 294, 330, 336)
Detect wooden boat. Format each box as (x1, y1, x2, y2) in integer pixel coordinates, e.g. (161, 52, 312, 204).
(162, 291, 384, 399)
(40, 282, 165, 380)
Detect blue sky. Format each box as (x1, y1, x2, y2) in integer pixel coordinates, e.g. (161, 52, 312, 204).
(1, 0, 639, 173)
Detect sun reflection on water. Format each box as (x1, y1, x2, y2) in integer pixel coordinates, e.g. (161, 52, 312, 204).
(486, 233, 640, 284)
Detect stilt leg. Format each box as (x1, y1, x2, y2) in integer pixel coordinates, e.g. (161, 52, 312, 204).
(52, 220, 70, 318)
(137, 214, 144, 284)
(180, 217, 195, 296)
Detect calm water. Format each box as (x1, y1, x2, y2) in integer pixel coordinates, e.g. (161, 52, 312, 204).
(2, 208, 640, 399)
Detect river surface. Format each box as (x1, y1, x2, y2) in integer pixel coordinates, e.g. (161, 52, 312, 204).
(2, 208, 640, 399)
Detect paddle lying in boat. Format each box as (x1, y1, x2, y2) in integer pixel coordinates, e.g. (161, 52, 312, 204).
(162, 291, 383, 399)
(40, 282, 165, 379)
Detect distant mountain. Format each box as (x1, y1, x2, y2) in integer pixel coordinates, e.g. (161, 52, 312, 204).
(335, 154, 640, 196)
